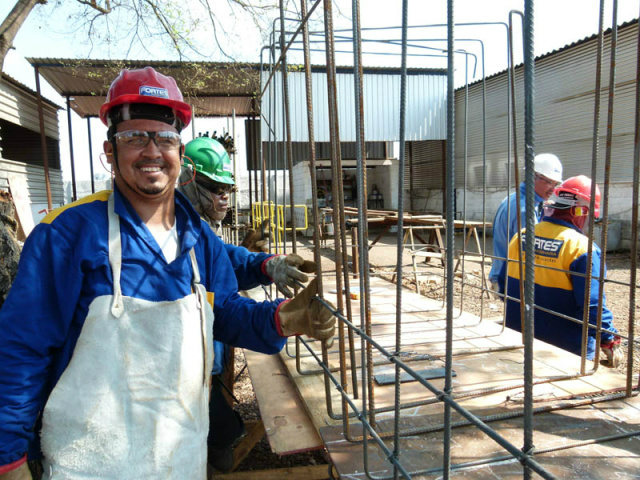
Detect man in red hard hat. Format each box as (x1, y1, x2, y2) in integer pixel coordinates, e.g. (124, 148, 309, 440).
(502, 175, 622, 367)
(0, 67, 335, 480)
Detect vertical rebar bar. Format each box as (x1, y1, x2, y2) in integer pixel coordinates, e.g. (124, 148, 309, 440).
(628, 6, 640, 397)
(279, 1, 297, 255)
(300, 0, 322, 295)
(443, 1, 455, 477)
(232, 108, 237, 245)
(581, 0, 607, 375)
(522, 1, 536, 478)
(350, 0, 366, 403)
(508, 10, 527, 336)
(593, 0, 618, 372)
(392, 2, 409, 477)
(322, 0, 351, 428)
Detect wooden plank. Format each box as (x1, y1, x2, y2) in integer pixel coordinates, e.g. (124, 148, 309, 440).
(214, 464, 330, 480)
(230, 420, 265, 471)
(244, 348, 323, 455)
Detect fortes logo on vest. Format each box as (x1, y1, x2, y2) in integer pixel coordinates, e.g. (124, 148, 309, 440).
(534, 236, 564, 258)
(139, 86, 169, 99)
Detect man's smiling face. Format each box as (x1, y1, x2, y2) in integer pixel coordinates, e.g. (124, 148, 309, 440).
(105, 118, 182, 201)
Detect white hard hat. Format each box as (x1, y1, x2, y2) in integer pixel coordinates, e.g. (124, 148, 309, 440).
(534, 153, 563, 183)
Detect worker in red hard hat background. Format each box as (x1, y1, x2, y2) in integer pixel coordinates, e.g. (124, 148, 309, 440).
(0, 67, 336, 480)
(489, 153, 564, 296)
(502, 175, 622, 367)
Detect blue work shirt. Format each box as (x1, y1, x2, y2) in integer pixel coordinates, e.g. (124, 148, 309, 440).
(489, 182, 545, 293)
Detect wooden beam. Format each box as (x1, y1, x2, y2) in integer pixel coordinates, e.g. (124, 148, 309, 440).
(244, 349, 323, 454)
(230, 420, 265, 471)
(215, 464, 330, 480)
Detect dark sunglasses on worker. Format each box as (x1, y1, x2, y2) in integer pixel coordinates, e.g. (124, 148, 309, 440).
(196, 180, 235, 196)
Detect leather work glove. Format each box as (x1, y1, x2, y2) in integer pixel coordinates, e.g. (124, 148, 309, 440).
(276, 278, 336, 348)
(0, 463, 32, 480)
(601, 336, 623, 368)
(265, 254, 316, 298)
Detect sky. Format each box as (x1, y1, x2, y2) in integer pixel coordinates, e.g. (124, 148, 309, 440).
(0, 0, 638, 189)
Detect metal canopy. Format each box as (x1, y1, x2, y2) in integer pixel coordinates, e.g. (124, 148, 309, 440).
(26, 58, 262, 118)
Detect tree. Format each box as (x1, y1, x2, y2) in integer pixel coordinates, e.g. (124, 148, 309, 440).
(0, 0, 47, 71)
(0, 0, 302, 72)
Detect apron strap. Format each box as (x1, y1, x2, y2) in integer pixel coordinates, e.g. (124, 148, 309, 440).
(108, 193, 124, 318)
(189, 249, 201, 285)
(106, 195, 208, 383)
(189, 249, 209, 385)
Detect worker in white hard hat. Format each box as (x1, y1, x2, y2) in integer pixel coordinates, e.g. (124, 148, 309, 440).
(488, 153, 563, 295)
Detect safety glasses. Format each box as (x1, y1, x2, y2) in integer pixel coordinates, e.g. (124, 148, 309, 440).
(114, 130, 182, 151)
(535, 173, 561, 188)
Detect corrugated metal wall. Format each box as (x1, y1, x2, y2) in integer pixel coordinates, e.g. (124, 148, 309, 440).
(0, 79, 60, 139)
(0, 78, 64, 216)
(262, 70, 447, 142)
(455, 22, 639, 188)
(405, 141, 445, 189)
(0, 158, 64, 206)
(403, 140, 445, 212)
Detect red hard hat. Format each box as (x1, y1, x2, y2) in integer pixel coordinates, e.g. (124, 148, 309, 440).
(551, 175, 601, 218)
(99, 67, 192, 129)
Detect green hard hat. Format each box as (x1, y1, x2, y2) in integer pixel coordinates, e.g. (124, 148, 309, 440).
(184, 136, 234, 185)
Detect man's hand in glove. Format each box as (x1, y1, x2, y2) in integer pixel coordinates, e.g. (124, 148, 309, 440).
(601, 336, 623, 368)
(264, 254, 316, 298)
(276, 278, 336, 348)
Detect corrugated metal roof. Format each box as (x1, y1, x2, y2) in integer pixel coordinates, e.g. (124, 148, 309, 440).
(26, 58, 444, 119)
(26, 58, 263, 118)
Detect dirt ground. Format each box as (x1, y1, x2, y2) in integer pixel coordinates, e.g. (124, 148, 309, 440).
(227, 229, 639, 476)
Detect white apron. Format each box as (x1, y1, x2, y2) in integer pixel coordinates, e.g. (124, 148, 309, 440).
(40, 194, 214, 479)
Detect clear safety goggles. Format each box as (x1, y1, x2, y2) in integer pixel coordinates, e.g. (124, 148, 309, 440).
(535, 173, 561, 188)
(114, 130, 182, 151)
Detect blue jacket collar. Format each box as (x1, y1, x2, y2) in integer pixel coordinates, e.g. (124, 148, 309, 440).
(541, 216, 584, 234)
(113, 186, 203, 255)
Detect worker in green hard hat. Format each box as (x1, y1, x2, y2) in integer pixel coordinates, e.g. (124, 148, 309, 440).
(177, 135, 317, 473)
(179, 135, 235, 233)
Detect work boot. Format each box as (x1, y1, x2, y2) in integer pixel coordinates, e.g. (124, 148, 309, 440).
(209, 445, 235, 473)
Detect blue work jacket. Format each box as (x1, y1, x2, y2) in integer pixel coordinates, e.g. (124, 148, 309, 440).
(0, 188, 285, 467)
(489, 182, 545, 293)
